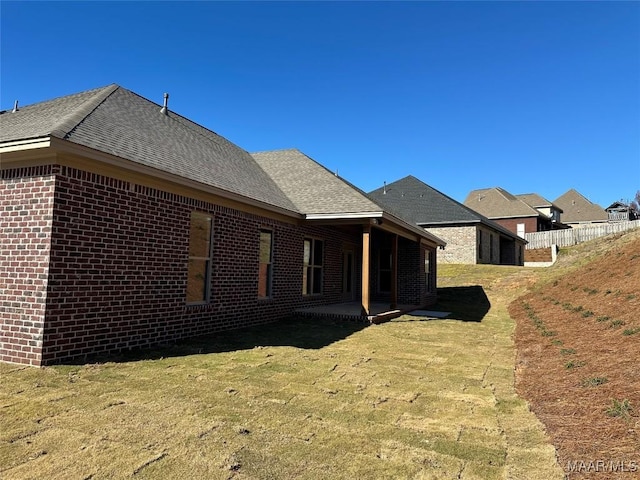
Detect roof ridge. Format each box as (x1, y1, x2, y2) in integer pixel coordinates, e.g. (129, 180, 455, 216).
(50, 84, 119, 139)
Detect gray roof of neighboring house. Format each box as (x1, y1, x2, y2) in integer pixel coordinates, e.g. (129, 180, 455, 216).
(464, 187, 542, 218)
(516, 193, 563, 213)
(0, 84, 298, 213)
(251, 149, 382, 215)
(368, 175, 523, 240)
(554, 189, 608, 223)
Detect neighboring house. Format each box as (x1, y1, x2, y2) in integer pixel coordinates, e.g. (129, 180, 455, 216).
(553, 189, 609, 228)
(516, 193, 566, 229)
(464, 187, 561, 237)
(368, 176, 526, 265)
(0, 84, 445, 366)
(605, 201, 638, 222)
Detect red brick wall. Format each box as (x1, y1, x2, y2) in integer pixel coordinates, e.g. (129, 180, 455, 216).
(1, 166, 56, 366)
(398, 239, 437, 307)
(493, 217, 538, 235)
(2, 165, 433, 365)
(3, 166, 374, 365)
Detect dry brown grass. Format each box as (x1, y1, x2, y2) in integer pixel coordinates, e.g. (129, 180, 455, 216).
(510, 228, 640, 479)
(0, 261, 565, 479)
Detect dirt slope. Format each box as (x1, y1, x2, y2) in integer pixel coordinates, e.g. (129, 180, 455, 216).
(510, 229, 640, 479)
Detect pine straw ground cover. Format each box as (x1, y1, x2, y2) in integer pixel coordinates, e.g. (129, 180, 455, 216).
(510, 228, 640, 479)
(0, 267, 563, 479)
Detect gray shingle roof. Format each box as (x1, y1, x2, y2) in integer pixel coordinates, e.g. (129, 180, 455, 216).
(554, 189, 608, 223)
(369, 176, 521, 239)
(0, 84, 444, 245)
(1, 84, 297, 213)
(251, 149, 383, 215)
(464, 187, 541, 218)
(0, 85, 117, 141)
(516, 193, 564, 215)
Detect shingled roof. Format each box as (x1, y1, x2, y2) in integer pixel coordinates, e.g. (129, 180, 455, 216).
(554, 189, 608, 223)
(0, 84, 297, 213)
(252, 149, 382, 215)
(368, 176, 521, 239)
(516, 193, 563, 213)
(1, 84, 444, 246)
(464, 187, 541, 218)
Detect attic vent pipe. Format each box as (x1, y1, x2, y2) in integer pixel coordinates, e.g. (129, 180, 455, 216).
(383, 181, 387, 194)
(160, 93, 169, 115)
(12, 100, 18, 113)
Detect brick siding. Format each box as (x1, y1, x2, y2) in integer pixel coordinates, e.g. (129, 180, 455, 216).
(2, 165, 431, 365)
(427, 225, 478, 264)
(494, 217, 538, 235)
(1, 166, 56, 366)
(524, 247, 553, 263)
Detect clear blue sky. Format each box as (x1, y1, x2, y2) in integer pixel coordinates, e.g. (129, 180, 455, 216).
(2, 1, 639, 208)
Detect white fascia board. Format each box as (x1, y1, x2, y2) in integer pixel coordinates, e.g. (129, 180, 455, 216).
(0, 137, 52, 153)
(305, 212, 384, 220)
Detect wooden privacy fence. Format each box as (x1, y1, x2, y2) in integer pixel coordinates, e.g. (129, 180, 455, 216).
(524, 220, 640, 249)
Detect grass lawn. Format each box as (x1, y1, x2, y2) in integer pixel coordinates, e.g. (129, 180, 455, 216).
(1, 266, 562, 479)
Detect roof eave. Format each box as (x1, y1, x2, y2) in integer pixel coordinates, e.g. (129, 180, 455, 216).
(2, 137, 304, 220)
(305, 211, 446, 247)
(0, 136, 52, 153)
(305, 211, 384, 221)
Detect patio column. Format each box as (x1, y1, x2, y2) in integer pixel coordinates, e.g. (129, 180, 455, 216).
(390, 234, 398, 309)
(361, 225, 371, 316)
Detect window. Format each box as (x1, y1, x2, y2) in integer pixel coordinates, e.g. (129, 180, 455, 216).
(490, 234, 494, 263)
(342, 250, 354, 297)
(303, 238, 323, 295)
(186, 212, 213, 303)
(378, 248, 392, 293)
(425, 250, 432, 291)
(478, 230, 483, 260)
(258, 230, 273, 298)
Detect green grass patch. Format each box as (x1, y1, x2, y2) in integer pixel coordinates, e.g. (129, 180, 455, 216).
(606, 399, 633, 420)
(622, 327, 640, 336)
(565, 360, 586, 369)
(580, 377, 608, 387)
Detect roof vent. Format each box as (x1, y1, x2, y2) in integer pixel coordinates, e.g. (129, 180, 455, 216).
(160, 93, 169, 115)
(383, 181, 387, 194)
(12, 100, 18, 113)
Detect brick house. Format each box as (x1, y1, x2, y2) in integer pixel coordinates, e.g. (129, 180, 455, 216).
(369, 176, 526, 265)
(464, 187, 566, 237)
(0, 84, 445, 366)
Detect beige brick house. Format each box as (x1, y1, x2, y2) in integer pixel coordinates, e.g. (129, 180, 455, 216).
(369, 176, 525, 265)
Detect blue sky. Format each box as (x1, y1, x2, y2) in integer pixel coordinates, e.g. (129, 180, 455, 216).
(2, 1, 638, 208)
